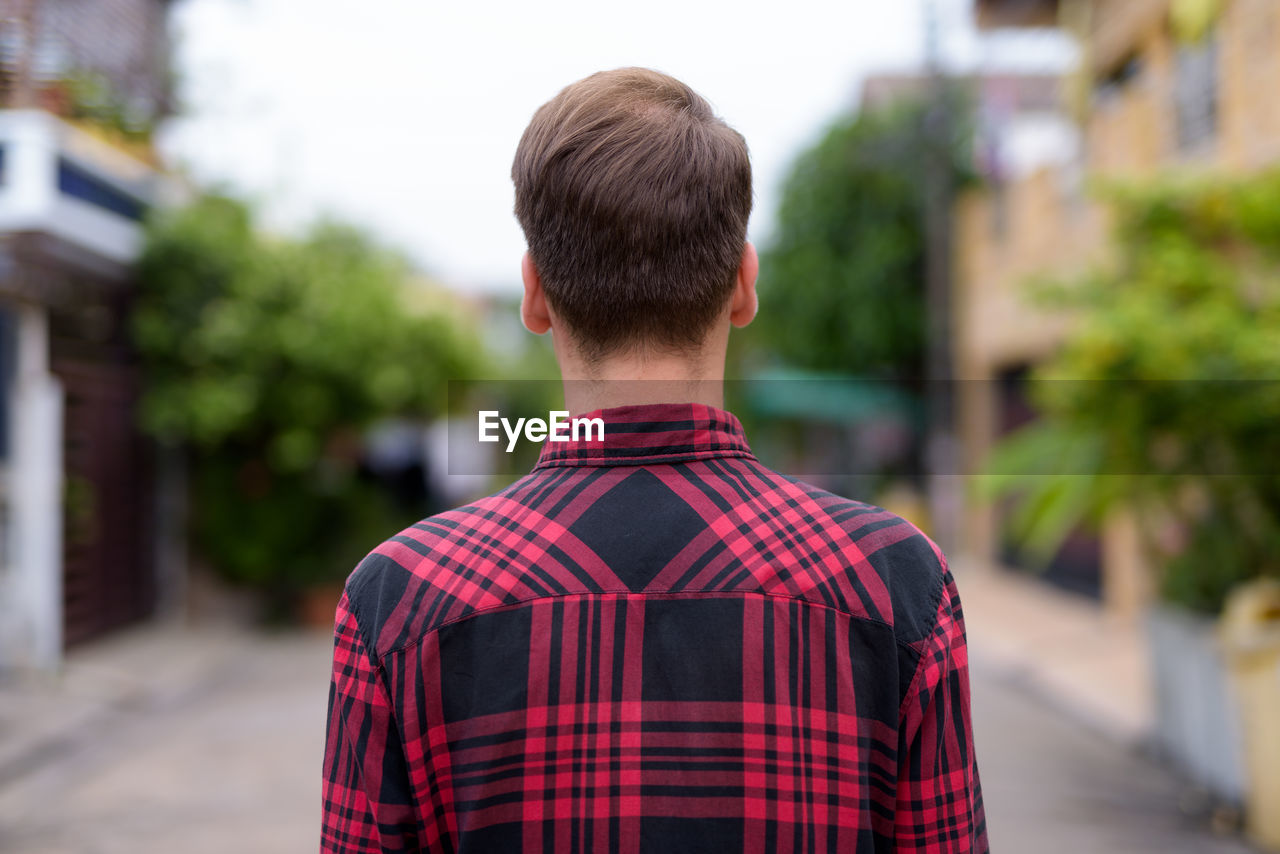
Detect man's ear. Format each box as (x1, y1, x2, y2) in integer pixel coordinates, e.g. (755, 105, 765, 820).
(729, 242, 759, 328)
(521, 252, 552, 335)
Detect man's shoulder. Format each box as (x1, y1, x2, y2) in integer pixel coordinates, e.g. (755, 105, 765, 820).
(756, 471, 949, 647)
(341, 466, 950, 659)
(340, 480, 541, 659)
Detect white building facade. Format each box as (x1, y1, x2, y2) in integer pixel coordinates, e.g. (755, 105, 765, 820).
(0, 111, 172, 670)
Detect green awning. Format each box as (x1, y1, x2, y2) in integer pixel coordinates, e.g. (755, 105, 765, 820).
(731, 368, 920, 426)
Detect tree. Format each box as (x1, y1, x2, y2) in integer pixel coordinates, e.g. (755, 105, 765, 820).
(751, 93, 972, 380)
(133, 194, 482, 607)
(982, 171, 1280, 614)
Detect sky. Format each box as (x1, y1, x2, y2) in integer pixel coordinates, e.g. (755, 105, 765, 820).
(159, 0, 1072, 295)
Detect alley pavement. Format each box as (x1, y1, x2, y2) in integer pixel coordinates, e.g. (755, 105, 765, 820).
(0, 614, 1258, 853)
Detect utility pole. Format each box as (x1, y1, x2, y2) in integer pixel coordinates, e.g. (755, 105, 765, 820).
(922, 0, 959, 550)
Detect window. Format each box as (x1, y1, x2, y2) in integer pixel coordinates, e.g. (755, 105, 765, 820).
(1094, 53, 1142, 106)
(56, 157, 147, 221)
(1174, 33, 1219, 153)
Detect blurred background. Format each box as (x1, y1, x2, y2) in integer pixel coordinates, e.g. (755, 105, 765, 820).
(2, 0, 1279, 851)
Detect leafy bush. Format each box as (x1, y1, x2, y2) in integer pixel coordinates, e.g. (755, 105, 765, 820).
(134, 195, 481, 606)
(981, 172, 1280, 614)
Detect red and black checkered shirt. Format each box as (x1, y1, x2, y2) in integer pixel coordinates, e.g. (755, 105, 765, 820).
(322, 403, 986, 853)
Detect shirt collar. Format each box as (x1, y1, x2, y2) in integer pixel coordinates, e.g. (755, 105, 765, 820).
(534, 402, 755, 469)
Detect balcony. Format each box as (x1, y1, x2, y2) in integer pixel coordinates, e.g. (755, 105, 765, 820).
(0, 110, 175, 296)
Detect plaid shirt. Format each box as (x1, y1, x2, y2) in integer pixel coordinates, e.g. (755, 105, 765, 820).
(322, 403, 986, 853)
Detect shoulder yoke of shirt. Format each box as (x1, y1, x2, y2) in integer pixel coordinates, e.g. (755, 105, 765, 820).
(342, 402, 948, 666)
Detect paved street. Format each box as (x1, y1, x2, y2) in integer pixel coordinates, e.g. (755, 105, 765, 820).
(0, 622, 1258, 853)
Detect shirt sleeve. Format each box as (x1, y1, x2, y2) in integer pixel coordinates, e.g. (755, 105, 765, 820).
(321, 590, 421, 853)
(895, 565, 989, 853)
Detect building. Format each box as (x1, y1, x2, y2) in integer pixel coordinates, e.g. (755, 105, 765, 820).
(0, 0, 176, 670)
(954, 0, 1280, 614)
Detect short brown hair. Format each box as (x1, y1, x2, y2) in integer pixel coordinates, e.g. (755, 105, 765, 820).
(512, 67, 752, 357)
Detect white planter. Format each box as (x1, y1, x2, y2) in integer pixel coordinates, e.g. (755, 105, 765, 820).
(1146, 604, 1247, 802)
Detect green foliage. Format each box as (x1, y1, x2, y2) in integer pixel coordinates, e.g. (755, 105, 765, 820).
(981, 171, 1280, 614)
(187, 457, 406, 598)
(134, 194, 481, 603)
(64, 69, 154, 141)
(752, 92, 972, 378)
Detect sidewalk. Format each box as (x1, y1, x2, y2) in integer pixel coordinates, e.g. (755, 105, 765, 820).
(973, 662, 1254, 853)
(954, 557, 1153, 743)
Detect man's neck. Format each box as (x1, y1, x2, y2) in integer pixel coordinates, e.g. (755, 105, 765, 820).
(558, 343, 726, 416)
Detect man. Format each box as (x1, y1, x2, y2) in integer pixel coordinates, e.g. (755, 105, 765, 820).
(321, 67, 986, 853)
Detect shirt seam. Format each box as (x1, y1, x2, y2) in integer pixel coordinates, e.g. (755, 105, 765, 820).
(895, 557, 949, 723)
(334, 592, 418, 845)
(342, 588, 414, 762)
(370, 586, 910, 665)
(534, 449, 757, 470)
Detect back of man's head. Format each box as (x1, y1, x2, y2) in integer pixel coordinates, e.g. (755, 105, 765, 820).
(512, 67, 753, 360)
